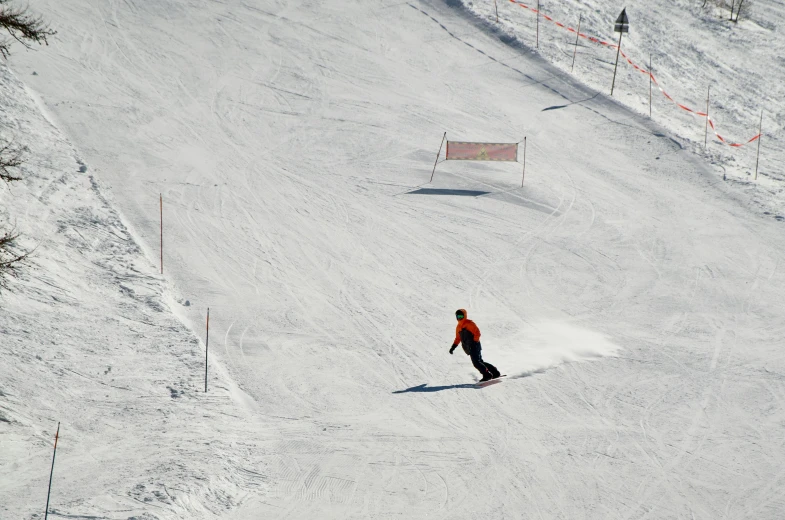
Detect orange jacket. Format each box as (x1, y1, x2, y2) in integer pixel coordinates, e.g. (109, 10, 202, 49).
(453, 308, 481, 350)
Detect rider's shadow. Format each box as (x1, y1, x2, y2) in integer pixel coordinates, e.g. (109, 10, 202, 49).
(392, 383, 477, 393)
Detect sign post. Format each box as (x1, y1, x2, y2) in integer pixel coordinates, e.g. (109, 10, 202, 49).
(610, 8, 629, 96)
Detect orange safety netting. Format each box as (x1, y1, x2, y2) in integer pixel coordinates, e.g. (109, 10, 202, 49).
(507, 0, 761, 147)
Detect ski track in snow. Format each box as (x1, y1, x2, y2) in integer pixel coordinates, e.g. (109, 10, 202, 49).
(2, 0, 785, 518)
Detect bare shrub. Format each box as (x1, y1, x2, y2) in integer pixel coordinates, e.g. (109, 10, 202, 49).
(0, 224, 29, 291)
(0, 0, 56, 58)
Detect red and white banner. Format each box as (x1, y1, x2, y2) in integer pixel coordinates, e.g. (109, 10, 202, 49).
(446, 142, 518, 161)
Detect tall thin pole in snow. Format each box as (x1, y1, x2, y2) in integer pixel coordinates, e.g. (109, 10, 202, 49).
(610, 31, 623, 95)
(159, 194, 163, 274)
(649, 54, 652, 118)
(536, 0, 540, 49)
(430, 132, 447, 183)
(704, 85, 710, 149)
(44, 422, 60, 520)
(521, 137, 527, 187)
(571, 15, 582, 72)
(204, 308, 210, 392)
(755, 109, 763, 180)
(494, 0, 499, 22)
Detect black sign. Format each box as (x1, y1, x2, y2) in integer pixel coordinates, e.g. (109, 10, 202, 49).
(614, 8, 629, 33)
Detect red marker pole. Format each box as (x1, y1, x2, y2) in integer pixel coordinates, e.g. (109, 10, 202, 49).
(160, 194, 163, 274)
(44, 422, 60, 520)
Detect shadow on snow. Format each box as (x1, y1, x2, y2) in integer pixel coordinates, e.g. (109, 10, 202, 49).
(392, 370, 543, 394)
(392, 383, 478, 393)
(406, 188, 491, 197)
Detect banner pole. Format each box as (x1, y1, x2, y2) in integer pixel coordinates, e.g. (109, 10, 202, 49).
(521, 137, 527, 187)
(44, 422, 60, 520)
(755, 109, 763, 180)
(204, 308, 209, 392)
(571, 15, 581, 72)
(430, 132, 447, 183)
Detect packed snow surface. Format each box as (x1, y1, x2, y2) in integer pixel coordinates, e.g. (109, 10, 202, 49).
(2, 0, 785, 518)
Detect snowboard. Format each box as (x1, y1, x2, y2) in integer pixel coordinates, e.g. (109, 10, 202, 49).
(476, 375, 506, 387)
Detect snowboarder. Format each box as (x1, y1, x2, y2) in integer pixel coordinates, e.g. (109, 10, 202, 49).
(449, 308, 501, 382)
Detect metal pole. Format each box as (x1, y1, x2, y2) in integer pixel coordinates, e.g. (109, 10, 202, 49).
(571, 15, 582, 72)
(204, 308, 209, 392)
(430, 132, 446, 183)
(610, 31, 623, 95)
(704, 85, 710, 148)
(159, 194, 163, 274)
(521, 137, 527, 187)
(494, 0, 498, 22)
(44, 422, 60, 520)
(536, 0, 540, 49)
(649, 54, 652, 118)
(755, 109, 763, 180)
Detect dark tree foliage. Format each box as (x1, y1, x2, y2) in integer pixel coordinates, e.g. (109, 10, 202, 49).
(732, 0, 751, 22)
(0, 141, 22, 184)
(0, 3, 54, 292)
(0, 143, 27, 292)
(0, 0, 56, 58)
(0, 224, 28, 290)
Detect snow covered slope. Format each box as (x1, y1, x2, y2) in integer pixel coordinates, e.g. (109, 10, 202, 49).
(0, 64, 280, 519)
(4, 0, 785, 518)
(466, 0, 785, 212)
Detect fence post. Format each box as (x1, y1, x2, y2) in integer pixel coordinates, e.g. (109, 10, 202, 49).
(571, 15, 582, 72)
(704, 85, 710, 148)
(755, 110, 763, 180)
(536, 0, 540, 48)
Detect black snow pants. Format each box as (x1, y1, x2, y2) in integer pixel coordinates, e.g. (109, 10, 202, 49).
(469, 342, 499, 378)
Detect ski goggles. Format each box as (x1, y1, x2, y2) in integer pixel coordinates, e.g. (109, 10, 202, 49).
(455, 313, 465, 320)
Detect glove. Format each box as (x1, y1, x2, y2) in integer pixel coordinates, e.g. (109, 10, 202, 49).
(449, 344, 457, 355)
